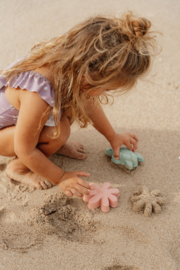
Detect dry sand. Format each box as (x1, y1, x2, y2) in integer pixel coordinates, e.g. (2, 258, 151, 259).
(0, 0, 180, 269)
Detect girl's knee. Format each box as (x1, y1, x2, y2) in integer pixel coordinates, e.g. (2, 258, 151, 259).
(39, 116, 70, 145)
(59, 115, 71, 143)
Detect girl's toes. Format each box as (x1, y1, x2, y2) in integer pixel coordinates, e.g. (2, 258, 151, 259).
(44, 180, 53, 188)
(78, 147, 86, 153)
(40, 181, 49, 189)
(79, 144, 84, 149)
(77, 153, 87, 159)
(36, 182, 43, 190)
(39, 179, 53, 189)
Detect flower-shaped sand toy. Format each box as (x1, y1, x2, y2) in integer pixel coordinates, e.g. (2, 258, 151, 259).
(83, 182, 120, 212)
(131, 186, 166, 217)
(105, 147, 144, 173)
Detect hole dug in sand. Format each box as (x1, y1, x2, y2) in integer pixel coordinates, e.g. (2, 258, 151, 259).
(29, 193, 96, 243)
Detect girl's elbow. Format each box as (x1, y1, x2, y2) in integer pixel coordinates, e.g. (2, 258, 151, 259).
(14, 145, 34, 159)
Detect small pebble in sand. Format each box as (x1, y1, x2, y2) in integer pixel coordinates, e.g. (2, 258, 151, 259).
(174, 84, 179, 89)
(131, 186, 166, 217)
(0, 206, 5, 213)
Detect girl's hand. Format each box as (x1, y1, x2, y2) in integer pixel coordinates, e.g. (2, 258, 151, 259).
(109, 132, 138, 160)
(58, 171, 91, 197)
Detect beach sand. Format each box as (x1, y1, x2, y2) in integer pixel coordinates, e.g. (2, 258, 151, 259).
(0, 0, 180, 269)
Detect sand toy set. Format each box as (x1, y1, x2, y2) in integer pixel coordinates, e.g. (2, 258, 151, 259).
(83, 148, 146, 213)
(83, 147, 165, 215)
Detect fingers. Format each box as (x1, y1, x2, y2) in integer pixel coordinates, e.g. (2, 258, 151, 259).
(64, 183, 89, 198)
(77, 178, 91, 190)
(59, 171, 91, 198)
(113, 147, 120, 160)
(64, 189, 73, 197)
(125, 133, 138, 152)
(75, 171, 90, 177)
(125, 141, 133, 151)
(68, 187, 83, 197)
(75, 183, 90, 195)
(130, 133, 139, 142)
(130, 138, 138, 152)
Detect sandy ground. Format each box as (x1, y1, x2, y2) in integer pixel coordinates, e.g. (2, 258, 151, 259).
(0, 0, 180, 269)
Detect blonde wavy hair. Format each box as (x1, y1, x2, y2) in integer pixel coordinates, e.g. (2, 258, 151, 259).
(1, 11, 159, 138)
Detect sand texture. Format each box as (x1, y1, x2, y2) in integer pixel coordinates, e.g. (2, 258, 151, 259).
(0, 0, 180, 269)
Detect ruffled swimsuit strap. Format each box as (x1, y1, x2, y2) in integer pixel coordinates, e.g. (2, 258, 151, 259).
(0, 63, 56, 129)
(9, 71, 55, 107)
(1, 56, 55, 107)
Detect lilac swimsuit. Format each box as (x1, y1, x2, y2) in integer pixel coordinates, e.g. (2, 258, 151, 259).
(0, 58, 56, 129)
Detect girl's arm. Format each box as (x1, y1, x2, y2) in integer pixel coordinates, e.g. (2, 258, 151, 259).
(15, 89, 90, 196)
(85, 99, 115, 142)
(84, 99, 138, 159)
(15, 89, 64, 184)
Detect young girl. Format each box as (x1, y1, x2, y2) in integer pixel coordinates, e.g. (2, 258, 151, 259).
(0, 11, 157, 198)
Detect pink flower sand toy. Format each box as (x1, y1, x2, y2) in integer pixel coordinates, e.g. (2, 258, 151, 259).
(83, 182, 120, 212)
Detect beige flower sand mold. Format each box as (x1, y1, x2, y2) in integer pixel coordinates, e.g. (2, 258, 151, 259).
(105, 147, 144, 174)
(131, 186, 166, 217)
(83, 182, 120, 212)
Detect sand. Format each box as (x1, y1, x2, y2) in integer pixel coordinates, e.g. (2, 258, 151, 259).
(0, 0, 180, 269)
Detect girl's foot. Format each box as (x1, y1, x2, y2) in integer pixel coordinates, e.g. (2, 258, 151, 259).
(56, 140, 87, 159)
(6, 159, 53, 189)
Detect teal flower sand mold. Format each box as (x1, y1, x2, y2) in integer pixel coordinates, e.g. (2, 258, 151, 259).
(105, 147, 144, 173)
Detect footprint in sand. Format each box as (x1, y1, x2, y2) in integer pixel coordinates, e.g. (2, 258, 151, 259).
(120, 225, 149, 244)
(0, 208, 43, 253)
(0, 233, 43, 253)
(0, 178, 34, 205)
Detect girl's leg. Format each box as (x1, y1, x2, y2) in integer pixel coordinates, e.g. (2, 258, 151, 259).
(55, 116, 86, 159)
(0, 125, 86, 164)
(56, 141, 86, 159)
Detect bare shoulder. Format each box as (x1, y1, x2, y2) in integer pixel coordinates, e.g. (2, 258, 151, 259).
(5, 65, 54, 110)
